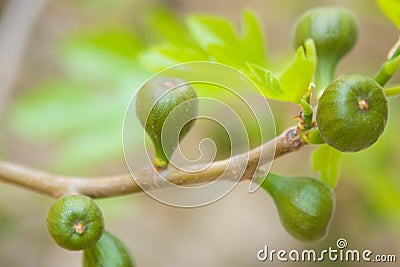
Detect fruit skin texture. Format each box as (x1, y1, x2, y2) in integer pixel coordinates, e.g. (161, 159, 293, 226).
(136, 77, 198, 169)
(293, 7, 358, 95)
(83, 231, 134, 267)
(261, 173, 334, 242)
(46, 195, 104, 251)
(317, 75, 388, 152)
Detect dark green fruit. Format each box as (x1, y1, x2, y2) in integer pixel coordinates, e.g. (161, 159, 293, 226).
(46, 195, 104, 251)
(136, 77, 198, 169)
(293, 7, 358, 95)
(317, 75, 388, 152)
(261, 173, 334, 242)
(83, 231, 134, 267)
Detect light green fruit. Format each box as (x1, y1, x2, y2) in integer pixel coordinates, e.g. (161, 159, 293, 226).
(317, 75, 388, 152)
(261, 173, 335, 242)
(83, 231, 134, 267)
(136, 77, 198, 169)
(46, 195, 104, 251)
(293, 7, 358, 95)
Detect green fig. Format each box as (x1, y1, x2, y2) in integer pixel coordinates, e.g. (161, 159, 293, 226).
(83, 231, 134, 267)
(136, 77, 198, 169)
(304, 127, 325, 145)
(46, 195, 104, 251)
(261, 173, 335, 242)
(293, 7, 358, 96)
(317, 75, 388, 152)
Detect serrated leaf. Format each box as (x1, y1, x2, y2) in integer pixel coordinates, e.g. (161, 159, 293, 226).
(243, 40, 316, 103)
(279, 39, 317, 103)
(208, 44, 248, 70)
(186, 14, 239, 49)
(240, 10, 266, 67)
(141, 10, 315, 104)
(150, 8, 191, 45)
(245, 63, 283, 98)
(377, 0, 400, 29)
(141, 10, 268, 72)
(312, 144, 342, 188)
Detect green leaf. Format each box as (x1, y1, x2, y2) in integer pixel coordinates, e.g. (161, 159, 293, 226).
(8, 26, 150, 173)
(59, 27, 144, 82)
(245, 63, 283, 98)
(139, 43, 208, 71)
(141, 10, 267, 72)
(208, 44, 249, 70)
(377, 0, 400, 29)
(244, 39, 316, 103)
(375, 53, 400, 86)
(240, 10, 266, 67)
(305, 128, 325, 145)
(186, 14, 239, 49)
(150, 8, 192, 45)
(312, 144, 342, 188)
(278, 39, 317, 103)
(141, 11, 315, 104)
(9, 81, 93, 141)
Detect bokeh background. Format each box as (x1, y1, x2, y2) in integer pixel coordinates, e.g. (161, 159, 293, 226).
(0, 0, 399, 266)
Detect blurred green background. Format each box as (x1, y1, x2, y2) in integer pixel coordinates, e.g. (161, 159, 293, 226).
(0, 0, 399, 266)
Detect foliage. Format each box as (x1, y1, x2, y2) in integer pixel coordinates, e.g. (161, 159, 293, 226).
(141, 10, 316, 104)
(8, 27, 150, 173)
(312, 145, 342, 188)
(377, 0, 400, 29)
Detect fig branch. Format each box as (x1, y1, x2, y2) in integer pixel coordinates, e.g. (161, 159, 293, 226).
(0, 126, 304, 199)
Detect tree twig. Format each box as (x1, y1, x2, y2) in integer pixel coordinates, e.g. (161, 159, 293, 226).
(0, 126, 305, 199)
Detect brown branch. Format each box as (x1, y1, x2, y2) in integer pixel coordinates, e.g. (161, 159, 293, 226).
(0, 126, 305, 199)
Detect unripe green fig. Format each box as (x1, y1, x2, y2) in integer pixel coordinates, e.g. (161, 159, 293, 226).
(136, 77, 198, 169)
(317, 75, 388, 152)
(261, 173, 334, 242)
(83, 231, 134, 267)
(46, 195, 104, 251)
(293, 7, 358, 96)
(305, 127, 325, 145)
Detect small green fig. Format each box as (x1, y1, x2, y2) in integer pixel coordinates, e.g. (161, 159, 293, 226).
(83, 231, 134, 267)
(293, 7, 358, 96)
(304, 127, 325, 144)
(261, 173, 334, 242)
(136, 77, 198, 169)
(317, 75, 388, 152)
(46, 195, 104, 251)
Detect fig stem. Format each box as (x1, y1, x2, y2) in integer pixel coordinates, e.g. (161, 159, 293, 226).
(388, 36, 400, 60)
(315, 58, 336, 98)
(259, 172, 280, 195)
(384, 84, 400, 97)
(375, 38, 400, 87)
